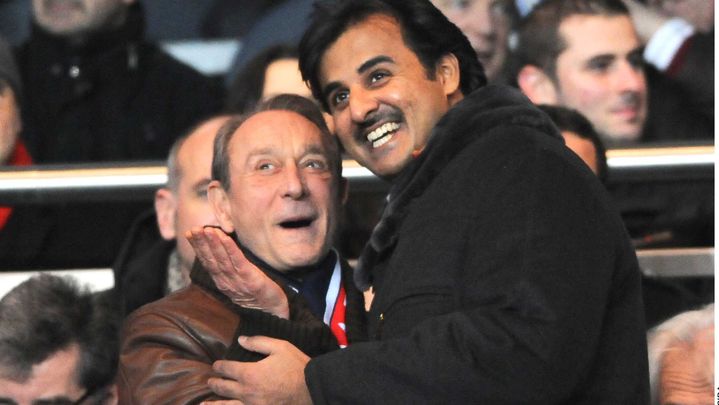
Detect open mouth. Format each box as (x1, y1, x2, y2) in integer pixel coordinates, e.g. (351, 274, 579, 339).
(366, 122, 400, 149)
(279, 218, 314, 229)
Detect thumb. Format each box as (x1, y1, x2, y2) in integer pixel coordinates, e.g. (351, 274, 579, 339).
(237, 335, 285, 355)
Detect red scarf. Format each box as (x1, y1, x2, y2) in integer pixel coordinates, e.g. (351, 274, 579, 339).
(324, 260, 349, 347)
(0, 141, 32, 229)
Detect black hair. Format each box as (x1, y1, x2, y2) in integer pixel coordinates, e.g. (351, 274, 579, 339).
(539, 104, 609, 182)
(299, 0, 486, 111)
(515, 0, 629, 79)
(0, 275, 120, 398)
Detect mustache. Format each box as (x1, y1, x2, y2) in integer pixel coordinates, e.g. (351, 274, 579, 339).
(354, 107, 404, 140)
(617, 92, 643, 109)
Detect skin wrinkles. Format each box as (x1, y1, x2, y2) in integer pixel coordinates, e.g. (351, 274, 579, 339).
(209, 110, 341, 272)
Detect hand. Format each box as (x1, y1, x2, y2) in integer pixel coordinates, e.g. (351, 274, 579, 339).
(187, 227, 289, 319)
(202, 336, 312, 405)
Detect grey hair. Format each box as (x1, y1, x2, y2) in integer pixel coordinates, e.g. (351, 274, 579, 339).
(211, 93, 340, 191)
(646, 303, 714, 405)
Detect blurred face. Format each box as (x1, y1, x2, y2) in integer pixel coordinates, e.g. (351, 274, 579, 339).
(431, 0, 511, 81)
(211, 110, 340, 272)
(262, 59, 311, 100)
(561, 130, 598, 175)
(0, 86, 21, 165)
(653, 0, 714, 32)
(0, 345, 95, 405)
(156, 117, 226, 274)
(552, 15, 647, 144)
(32, 0, 131, 37)
(319, 14, 459, 179)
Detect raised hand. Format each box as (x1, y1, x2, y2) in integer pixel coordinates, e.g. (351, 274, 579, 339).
(187, 227, 289, 319)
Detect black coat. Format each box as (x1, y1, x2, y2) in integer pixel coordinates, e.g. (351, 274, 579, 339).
(306, 86, 649, 404)
(112, 209, 174, 316)
(15, 3, 223, 163)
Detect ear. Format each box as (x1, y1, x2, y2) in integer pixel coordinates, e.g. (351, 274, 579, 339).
(436, 53, 462, 101)
(207, 181, 235, 233)
(339, 177, 349, 206)
(154, 188, 177, 241)
(517, 65, 559, 105)
(104, 383, 119, 405)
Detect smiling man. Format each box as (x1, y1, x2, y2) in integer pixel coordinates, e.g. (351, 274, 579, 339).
(200, 0, 648, 404)
(117, 94, 365, 404)
(514, 0, 711, 146)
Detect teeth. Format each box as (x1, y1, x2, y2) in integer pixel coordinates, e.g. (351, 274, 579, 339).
(366, 122, 400, 142)
(372, 134, 392, 148)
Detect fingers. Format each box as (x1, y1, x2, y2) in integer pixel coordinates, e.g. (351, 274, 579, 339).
(236, 335, 284, 356)
(205, 376, 247, 403)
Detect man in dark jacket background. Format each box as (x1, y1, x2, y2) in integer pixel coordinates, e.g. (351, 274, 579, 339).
(3, 0, 224, 270)
(16, 0, 222, 163)
(199, 0, 649, 403)
(113, 115, 228, 316)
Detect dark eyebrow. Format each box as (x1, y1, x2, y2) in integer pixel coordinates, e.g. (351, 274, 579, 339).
(0, 398, 18, 405)
(322, 55, 396, 101)
(357, 55, 395, 74)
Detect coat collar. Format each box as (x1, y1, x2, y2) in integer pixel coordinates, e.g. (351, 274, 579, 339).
(354, 85, 561, 290)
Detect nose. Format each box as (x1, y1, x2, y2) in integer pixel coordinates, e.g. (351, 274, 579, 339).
(348, 86, 379, 124)
(615, 61, 645, 93)
(281, 164, 307, 200)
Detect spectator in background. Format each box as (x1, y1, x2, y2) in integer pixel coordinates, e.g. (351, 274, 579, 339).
(538, 104, 608, 182)
(513, 0, 712, 147)
(0, 274, 120, 404)
(648, 304, 714, 405)
(113, 115, 229, 316)
(538, 104, 712, 328)
(0, 35, 30, 231)
(226, 45, 310, 113)
(15, 0, 223, 163)
(431, 0, 519, 83)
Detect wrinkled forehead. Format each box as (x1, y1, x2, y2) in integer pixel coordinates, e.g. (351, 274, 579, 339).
(230, 110, 329, 157)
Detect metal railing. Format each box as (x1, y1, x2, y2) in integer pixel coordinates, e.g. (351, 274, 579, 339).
(0, 144, 713, 204)
(0, 144, 714, 278)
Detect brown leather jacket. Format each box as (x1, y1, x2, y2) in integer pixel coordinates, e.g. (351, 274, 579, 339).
(118, 256, 366, 404)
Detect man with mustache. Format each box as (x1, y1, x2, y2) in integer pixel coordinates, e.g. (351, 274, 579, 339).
(514, 0, 711, 146)
(117, 94, 366, 403)
(199, 0, 648, 403)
